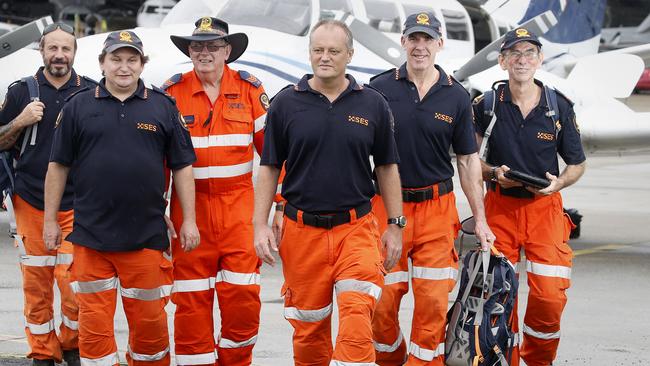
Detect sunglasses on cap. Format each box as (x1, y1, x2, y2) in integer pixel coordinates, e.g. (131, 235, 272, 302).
(42, 22, 75, 36)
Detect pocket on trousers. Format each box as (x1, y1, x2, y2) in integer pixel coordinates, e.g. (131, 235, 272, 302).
(562, 212, 577, 243)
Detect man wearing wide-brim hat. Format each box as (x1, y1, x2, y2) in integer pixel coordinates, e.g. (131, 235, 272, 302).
(162, 16, 280, 366)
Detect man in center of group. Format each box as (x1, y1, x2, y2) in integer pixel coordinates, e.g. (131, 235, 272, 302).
(369, 12, 495, 365)
(253, 19, 403, 366)
(163, 16, 272, 366)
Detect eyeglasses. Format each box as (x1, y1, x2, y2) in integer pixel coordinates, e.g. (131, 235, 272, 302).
(504, 49, 539, 60)
(189, 42, 228, 52)
(42, 22, 75, 36)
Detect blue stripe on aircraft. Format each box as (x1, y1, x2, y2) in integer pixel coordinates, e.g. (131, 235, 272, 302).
(233, 60, 300, 84)
(520, 0, 606, 44)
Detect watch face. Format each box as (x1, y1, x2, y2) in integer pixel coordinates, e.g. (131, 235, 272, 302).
(398, 216, 407, 228)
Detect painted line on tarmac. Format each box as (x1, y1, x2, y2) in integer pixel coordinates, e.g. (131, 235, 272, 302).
(573, 244, 629, 257)
(0, 334, 25, 343)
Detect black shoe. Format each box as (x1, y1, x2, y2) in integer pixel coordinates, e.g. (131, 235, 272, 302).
(32, 359, 54, 366)
(63, 349, 81, 366)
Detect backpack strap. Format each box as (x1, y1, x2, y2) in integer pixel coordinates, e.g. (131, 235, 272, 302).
(544, 85, 561, 138)
(20, 76, 40, 149)
(478, 89, 497, 160)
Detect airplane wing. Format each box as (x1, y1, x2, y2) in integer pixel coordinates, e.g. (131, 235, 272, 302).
(0, 16, 53, 59)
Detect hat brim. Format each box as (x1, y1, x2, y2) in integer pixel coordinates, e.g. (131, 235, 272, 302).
(170, 33, 248, 63)
(403, 26, 441, 39)
(104, 43, 143, 55)
(501, 38, 542, 51)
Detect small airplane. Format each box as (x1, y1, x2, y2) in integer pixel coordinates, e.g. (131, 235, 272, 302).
(0, 0, 648, 154)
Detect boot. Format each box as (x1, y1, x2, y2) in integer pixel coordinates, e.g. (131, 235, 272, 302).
(32, 359, 54, 366)
(63, 349, 81, 366)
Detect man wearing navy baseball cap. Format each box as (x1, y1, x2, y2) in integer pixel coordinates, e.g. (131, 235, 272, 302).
(473, 27, 586, 366)
(369, 11, 494, 365)
(45, 29, 199, 365)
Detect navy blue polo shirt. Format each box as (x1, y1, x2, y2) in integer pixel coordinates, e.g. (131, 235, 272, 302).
(50, 79, 196, 252)
(261, 74, 399, 213)
(472, 80, 585, 178)
(0, 67, 91, 210)
(370, 64, 477, 188)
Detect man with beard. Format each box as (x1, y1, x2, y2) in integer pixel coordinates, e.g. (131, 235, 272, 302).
(0, 22, 93, 366)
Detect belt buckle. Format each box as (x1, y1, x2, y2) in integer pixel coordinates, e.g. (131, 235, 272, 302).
(313, 214, 334, 229)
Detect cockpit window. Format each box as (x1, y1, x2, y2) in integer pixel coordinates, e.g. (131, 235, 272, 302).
(364, 0, 401, 33)
(320, 0, 352, 20)
(441, 9, 469, 41)
(218, 0, 311, 36)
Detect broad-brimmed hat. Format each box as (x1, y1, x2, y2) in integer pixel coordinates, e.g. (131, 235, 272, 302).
(170, 16, 248, 63)
(500, 27, 542, 52)
(103, 30, 144, 55)
(403, 12, 442, 39)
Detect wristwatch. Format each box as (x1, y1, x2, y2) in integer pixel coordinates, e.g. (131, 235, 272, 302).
(490, 166, 498, 182)
(387, 215, 407, 228)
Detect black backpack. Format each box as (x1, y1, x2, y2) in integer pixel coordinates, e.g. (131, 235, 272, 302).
(0, 76, 39, 195)
(445, 247, 518, 366)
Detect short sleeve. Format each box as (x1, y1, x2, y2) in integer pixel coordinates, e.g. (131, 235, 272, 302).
(557, 106, 586, 165)
(260, 96, 287, 169)
(371, 97, 399, 166)
(165, 107, 196, 170)
(50, 104, 77, 166)
(452, 93, 478, 155)
(472, 94, 488, 137)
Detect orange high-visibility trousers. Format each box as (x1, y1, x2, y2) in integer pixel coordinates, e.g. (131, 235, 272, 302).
(170, 184, 261, 366)
(13, 194, 77, 363)
(485, 187, 574, 366)
(279, 209, 385, 366)
(71, 245, 173, 366)
(371, 192, 460, 366)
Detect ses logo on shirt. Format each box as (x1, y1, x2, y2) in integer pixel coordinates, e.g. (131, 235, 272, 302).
(434, 112, 453, 124)
(537, 131, 554, 141)
(137, 122, 157, 132)
(348, 115, 369, 126)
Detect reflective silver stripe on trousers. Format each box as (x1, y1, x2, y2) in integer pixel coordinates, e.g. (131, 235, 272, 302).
(172, 277, 216, 293)
(523, 324, 561, 340)
(80, 351, 120, 365)
(411, 266, 458, 281)
(20, 254, 56, 267)
(25, 318, 54, 335)
(335, 279, 382, 301)
(374, 331, 403, 353)
(329, 360, 377, 365)
(526, 260, 571, 279)
(56, 253, 73, 265)
(284, 303, 333, 322)
(71, 277, 119, 294)
(120, 284, 172, 300)
(219, 334, 258, 348)
(128, 345, 169, 361)
(175, 351, 217, 365)
(409, 341, 444, 361)
(216, 270, 261, 285)
(193, 161, 253, 179)
(62, 314, 78, 330)
(384, 271, 409, 286)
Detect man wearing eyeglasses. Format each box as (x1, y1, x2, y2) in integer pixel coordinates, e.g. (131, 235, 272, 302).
(162, 17, 274, 366)
(0, 22, 91, 366)
(472, 28, 586, 366)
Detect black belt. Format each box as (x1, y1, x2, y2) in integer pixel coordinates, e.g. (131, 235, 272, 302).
(402, 179, 453, 203)
(376, 179, 453, 203)
(284, 202, 372, 229)
(487, 181, 534, 199)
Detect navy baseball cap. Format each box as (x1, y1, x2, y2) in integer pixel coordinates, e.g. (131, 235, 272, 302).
(403, 12, 442, 39)
(500, 27, 542, 52)
(102, 30, 144, 55)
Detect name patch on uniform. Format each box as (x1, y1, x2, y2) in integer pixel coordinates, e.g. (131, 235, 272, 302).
(348, 115, 368, 126)
(537, 132, 554, 141)
(228, 102, 245, 109)
(225, 94, 239, 99)
(137, 122, 157, 132)
(434, 112, 453, 124)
